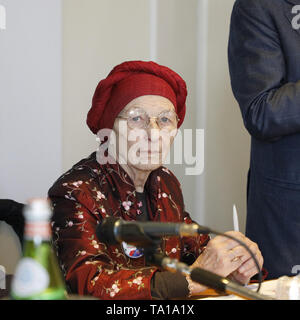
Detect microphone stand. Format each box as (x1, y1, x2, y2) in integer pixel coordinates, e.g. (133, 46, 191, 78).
(144, 248, 274, 300)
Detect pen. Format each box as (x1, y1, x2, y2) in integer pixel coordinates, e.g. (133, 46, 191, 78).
(233, 204, 239, 232)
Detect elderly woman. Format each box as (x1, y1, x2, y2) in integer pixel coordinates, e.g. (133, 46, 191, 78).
(48, 61, 263, 300)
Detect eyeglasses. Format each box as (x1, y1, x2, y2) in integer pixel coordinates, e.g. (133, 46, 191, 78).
(117, 107, 179, 130)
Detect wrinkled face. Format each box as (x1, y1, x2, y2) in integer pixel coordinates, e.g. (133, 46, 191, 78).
(111, 95, 178, 172)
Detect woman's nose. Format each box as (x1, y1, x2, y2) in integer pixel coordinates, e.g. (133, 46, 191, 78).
(146, 119, 160, 141)
(148, 117, 159, 129)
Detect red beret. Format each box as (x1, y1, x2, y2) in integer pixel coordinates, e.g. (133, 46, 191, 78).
(87, 60, 187, 134)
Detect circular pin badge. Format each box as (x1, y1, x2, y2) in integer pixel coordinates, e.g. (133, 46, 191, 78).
(122, 242, 144, 259)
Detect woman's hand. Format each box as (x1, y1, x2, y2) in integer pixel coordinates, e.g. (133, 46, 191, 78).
(186, 231, 263, 296)
(226, 233, 264, 284)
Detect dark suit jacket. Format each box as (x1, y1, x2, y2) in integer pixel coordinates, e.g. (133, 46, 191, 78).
(228, 0, 300, 279)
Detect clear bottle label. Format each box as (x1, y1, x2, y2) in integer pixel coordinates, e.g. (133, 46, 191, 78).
(11, 258, 50, 298)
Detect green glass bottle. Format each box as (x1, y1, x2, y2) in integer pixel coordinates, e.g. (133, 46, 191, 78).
(10, 198, 67, 300)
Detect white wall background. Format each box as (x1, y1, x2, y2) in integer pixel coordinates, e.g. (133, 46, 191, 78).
(0, 0, 250, 274)
(0, 0, 62, 273)
(204, 0, 250, 232)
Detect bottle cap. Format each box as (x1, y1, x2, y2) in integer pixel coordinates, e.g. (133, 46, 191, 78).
(23, 198, 52, 222)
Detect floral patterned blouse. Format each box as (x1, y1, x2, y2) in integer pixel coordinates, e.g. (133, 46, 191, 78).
(48, 152, 209, 299)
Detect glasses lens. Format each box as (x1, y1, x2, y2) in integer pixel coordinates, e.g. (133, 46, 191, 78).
(127, 108, 147, 129)
(158, 111, 178, 128)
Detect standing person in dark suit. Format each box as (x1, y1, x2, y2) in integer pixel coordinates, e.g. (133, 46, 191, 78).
(228, 0, 300, 279)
